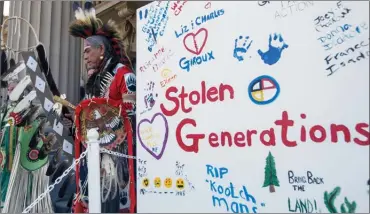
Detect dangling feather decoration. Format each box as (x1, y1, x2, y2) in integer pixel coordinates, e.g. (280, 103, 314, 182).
(69, 1, 100, 39)
(72, 1, 80, 12)
(84, 1, 93, 10)
(84, 1, 96, 18)
(72, 2, 84, 20)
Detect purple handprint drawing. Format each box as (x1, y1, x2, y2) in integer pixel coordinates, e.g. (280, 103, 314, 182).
(144, 81, 158, 109)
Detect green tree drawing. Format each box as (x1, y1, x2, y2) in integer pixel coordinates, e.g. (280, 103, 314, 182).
(262, 151, 280, 193)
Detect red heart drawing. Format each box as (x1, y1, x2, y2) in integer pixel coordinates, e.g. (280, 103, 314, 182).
(183, 28, 208, 55)
(204, 2, 211, 9)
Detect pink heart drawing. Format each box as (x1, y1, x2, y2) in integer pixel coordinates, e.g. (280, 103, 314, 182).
(137, 112, 169, 160)
(183, 28, 208, 55)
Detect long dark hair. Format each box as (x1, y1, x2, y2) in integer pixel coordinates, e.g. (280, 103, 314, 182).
(85, 55, 120, 97)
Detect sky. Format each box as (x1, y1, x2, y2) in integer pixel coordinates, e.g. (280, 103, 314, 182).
(3, 1, 9, 16)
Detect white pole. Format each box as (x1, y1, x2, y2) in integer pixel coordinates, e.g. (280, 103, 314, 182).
(86, 128, 101, 213)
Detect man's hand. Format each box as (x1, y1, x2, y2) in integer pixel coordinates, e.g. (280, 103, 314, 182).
(64, 113, 74, 120)
(122, 93, 136, 104)
(62, 113, 74, 129)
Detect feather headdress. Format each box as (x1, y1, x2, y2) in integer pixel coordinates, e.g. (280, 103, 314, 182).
(69, 1, 128, 64)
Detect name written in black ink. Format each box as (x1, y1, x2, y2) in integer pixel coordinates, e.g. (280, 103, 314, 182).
(288, 170, 324, 191)
(324, 39, 369, 76)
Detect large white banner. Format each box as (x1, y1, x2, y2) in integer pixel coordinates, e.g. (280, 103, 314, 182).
(136, 1, 369, 213)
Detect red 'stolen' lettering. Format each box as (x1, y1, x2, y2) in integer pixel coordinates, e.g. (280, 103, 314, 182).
(178, 87, 192, 114)
(160, 86, 179, 117)
(219, 83, 234, 101)
(160, 81, 235, 117)
(189, 90, 200, 105)
(207, 86, 218, 102)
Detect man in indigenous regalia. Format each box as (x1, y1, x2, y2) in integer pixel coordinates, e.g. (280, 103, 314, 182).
(0, 51, 16, 211)
(62, 2, 137, 213)
(0, 51, 55, 213)
(0, 51, 23, 211)
(0, 80, 17, 211)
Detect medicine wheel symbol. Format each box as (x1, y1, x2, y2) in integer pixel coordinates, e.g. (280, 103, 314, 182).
(248, 75, 280, 105)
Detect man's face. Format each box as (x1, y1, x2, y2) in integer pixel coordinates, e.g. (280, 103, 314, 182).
(84, 44, 104, 70)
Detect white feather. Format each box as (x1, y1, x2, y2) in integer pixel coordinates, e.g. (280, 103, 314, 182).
(52, 103, 63, 116)
(85, 8, 96, 19)
(75, 7, 86, 20)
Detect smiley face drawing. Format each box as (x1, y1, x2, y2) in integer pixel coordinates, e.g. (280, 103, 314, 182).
(154, 177, 161, 188)
(142, 178, 149, 188)
(176, 178, 185, 190)
(164, 177, 172, 188)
